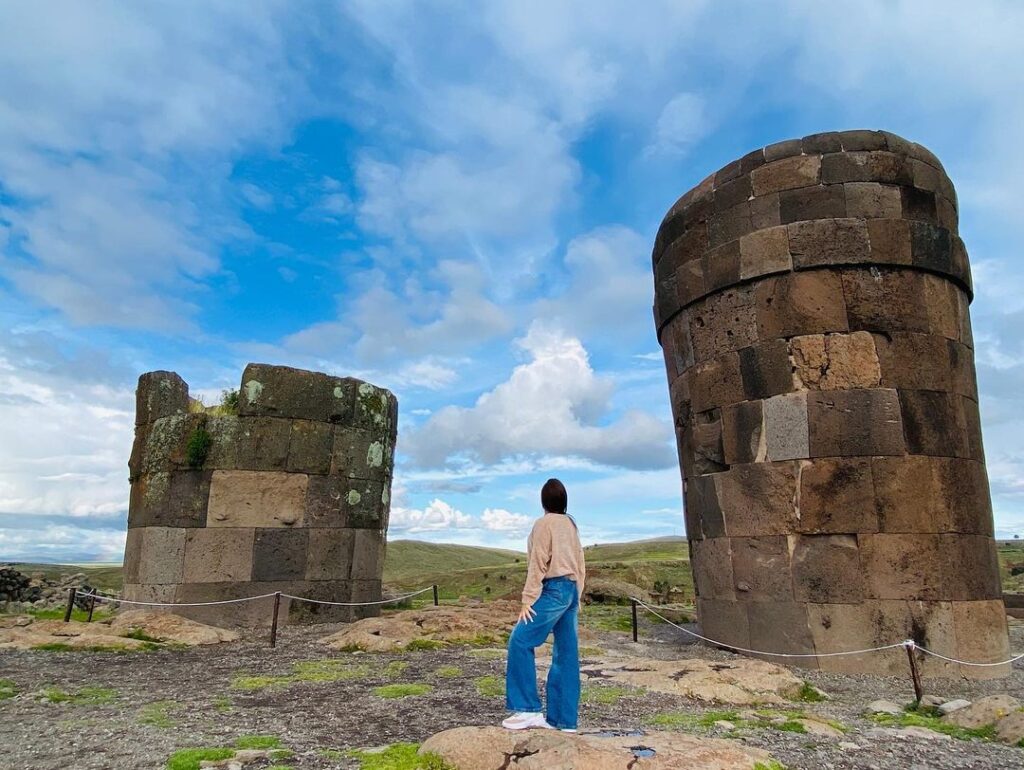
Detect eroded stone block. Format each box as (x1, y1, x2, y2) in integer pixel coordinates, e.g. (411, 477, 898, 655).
(791, 534, 864, 604)
(136, 371, 189, 426)
(306, 529, 354, 581)
(206, 470, 308, 528)
(721, 400, 764, 465)
(351, 528, 386, 581)
(791, 332, 880, 390)
(762, 393, 809, 461)
(717, 463, 798, 537)
(779, 184, 846, 224)
(755, 271, 848, 339)
(952, 601, 1011, 678)
(137, 527, 188, 585)
(788, 218, 870, 270)
(697, 598, 750, 650)
(252, 528, 310, 582)
(692, 538, 734, 599)
(288, 420, 333, 475)
(799, 458, 877, 534)
(899, 389, 969, 458)
(183, 528, 255, 583)
(686, 354, 745, 413)
(739, 340, 795, 400)
(937, 535, 1001, 601)
(738, 225, 792, 280)
(238, 363, 356, 423)
(845, 182, 902, 219)
(750, 155, 821, 196)
(332, 427, 392, 482)
(841, 267, 930, 334)
(859, 533, 940, 600)
(747, 601, 816, 661)
(807, 389, 904, 457)
(731, 536, 793, 601)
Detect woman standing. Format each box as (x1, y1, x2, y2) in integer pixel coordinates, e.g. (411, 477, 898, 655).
(502, 478, 586, 732)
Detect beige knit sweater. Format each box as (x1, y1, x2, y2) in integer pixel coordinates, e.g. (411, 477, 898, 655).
(521, 512, 586, 606)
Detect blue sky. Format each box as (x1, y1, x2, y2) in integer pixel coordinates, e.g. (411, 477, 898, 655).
(2, 1, 1024, 562)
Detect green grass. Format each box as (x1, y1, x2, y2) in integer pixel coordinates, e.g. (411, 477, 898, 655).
(23, 606, 114, 622)
(319, 749, 345, 760)
(580, 606, 634, 632)
(348, 742, 454, 770)
(383, 541, 525, 583)
(121, 628, 163, 643)
(580, 684, 638, 705)
(4, 563, 123, 592)
(212, 696, 233, 713)
(754, 762, 787, 770)
(646, 709, 741, 731)
(32, 640, 160, 653)
(467, 648, 505, 660)
(42, 686, 117, 705)
(406, 639, 447, 651)
(793, 682, 826, 703)
(647, 708, 843, 736)
(474, 675, 504, 697)
(579, 646, 604, 657)
(868, 708, 998, 741)
(234, 735, 282, 750)
(231, 659, 370, 690)
(139, 701, 178, 728)
(374, 683, 433, 699)
(165, 748, 235, 770)
(433, 666, 461, 678)
(384, 661, 409, 678)
(0, 679, 17, 700)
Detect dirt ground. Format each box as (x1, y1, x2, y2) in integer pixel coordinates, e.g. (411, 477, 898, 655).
(1, 612, 1023, 770)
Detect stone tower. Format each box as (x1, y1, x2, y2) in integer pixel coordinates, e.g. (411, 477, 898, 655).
(124, 364, 396, 627)
(652, 130, 1009, 677)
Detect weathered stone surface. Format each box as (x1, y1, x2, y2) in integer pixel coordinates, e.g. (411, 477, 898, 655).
(128, 470, 212, 529)
(937, 535, 1001, 600)
(750, 155, 821, 196)
(287, 419, 333, 474)
(731, 536, 793, 601)
(845, 182, 902, 219)
(762, 393, 809, 461)
(692, 538, 734, 600)
(788, 218, 871, 269)
(351, 528, 385, 581)
(136, 371, 189, 426)
(799, 458, 877, 534)
(697, 597, 750, 650)
(235, 416, 291, 471)
(702, 240, 741, 293)
(238, 363, 357, 423)
(994, 711, 1024, 745)
(747, 600, 815, 658)
(779, 184, 846, 224)
(689, 286, 758, 360)
(420, 726, 775, 770)
(136, 526, 188, 585)
(182, 528, 255, 583)
(721, 401, 764, 465)
(865, 218, 913, 266)
(108, 610, 239, 645)
(303, 475, 347, 528)
(944, 695, 1021, 729)
(331, 427, 392, 481)
(717, 463, 798, 537)
(898, 389, 969, 457)
(343, 479, 389, 530)
(738, 339, 795, 400)
(685, 474, 724, 539)
(808, 603, 894, 675)
(859, 534, 940, 600)
(807, 389, 904, 457)
(764, 138, 802, 162)
(792, 534, 864, 603)
(708, 201, 754, 247)
(872, 456, 948, 533)
(951, 601, 1012, 678)
(841, 268, 930, 333)
(755, 271, 848, 339)
(305, 529, 354, 581)
(206, 470, 308, 528)
(687, 354, 745, 413)
(791, 331, 881, 390)
(738, 225, 791, 280)
(820, 151, 912, 185)
(252, 528, 309, 582)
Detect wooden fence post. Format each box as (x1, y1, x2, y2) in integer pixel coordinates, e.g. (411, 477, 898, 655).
(63, 587, 77, 623)
(631, 599, 639, 643)
(269, 592, 282, 648)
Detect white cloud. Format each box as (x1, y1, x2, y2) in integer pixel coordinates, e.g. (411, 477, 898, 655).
(389, 498, 475, 533)
(404, 322, 674, 470)
(481, 508, 531, 532)
(648, 92, 709, 156)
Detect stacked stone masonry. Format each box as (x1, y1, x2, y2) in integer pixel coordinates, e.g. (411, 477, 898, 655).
(653, 130, 1010, 678)
(124, 364, 397, 627)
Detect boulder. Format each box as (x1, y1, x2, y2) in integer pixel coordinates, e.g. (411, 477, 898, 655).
(419, 726, 774, 770)
(575, 656, 807, 705)
(943, 694, 1021, 729)
(995, 711, 1024, 745)
(795, 718, 844, 738)
(865, 700, 903, 716)
(582, 578, 649, 605)
(937, 698, 971, 715)
(109, 611, 239, 645)
(0, 612, 238, 650)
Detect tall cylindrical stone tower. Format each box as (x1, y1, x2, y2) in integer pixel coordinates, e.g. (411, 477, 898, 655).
(652, 130, 1009, 677)
(124, 363, 396, 627)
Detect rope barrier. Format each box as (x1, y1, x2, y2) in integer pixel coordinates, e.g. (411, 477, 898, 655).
(915, 645, 1024, 668)
(280, 586, 435, 607)
(75, 585, 435, 609)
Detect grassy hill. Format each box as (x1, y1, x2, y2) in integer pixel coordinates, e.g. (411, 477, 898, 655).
(382, 540, 525, 583)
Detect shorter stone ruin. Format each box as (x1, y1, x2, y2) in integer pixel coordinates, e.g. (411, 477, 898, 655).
(123, 364, 397, 626)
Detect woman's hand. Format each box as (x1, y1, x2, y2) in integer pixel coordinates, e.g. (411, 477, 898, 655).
(517, 603, 536, 624)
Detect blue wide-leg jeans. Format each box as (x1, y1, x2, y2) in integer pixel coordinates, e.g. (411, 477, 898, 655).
(505, 576, 580, 730)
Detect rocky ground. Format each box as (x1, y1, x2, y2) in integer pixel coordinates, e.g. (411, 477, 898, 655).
(0, 608, 1022, 770)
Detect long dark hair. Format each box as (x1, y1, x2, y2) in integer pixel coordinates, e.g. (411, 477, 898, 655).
(541, 478, 577, 528)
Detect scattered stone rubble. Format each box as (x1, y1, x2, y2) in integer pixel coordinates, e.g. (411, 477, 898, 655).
(865, 694, 1024, 745)
(0, 565, 94, 613)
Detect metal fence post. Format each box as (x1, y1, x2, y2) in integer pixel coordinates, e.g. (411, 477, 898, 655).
(63, 587, 77, 623)
(269, 592, 282, 648)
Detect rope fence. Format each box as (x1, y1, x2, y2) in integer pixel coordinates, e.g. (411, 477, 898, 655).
(61, 584, 440, 648)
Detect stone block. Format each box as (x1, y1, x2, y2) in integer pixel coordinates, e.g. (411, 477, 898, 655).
(750, 155, 821, 196)
(697, 598, 750, 650)
(739, 340, 795, 400)
(791, 534, 864, 603)
(921, 274, 965, 341)
(740, 147, 767, 174)
(717, 462, 798, 537)
(714, 157, 743, 186)
(136, 371, 189, 426)
(936, 195, 958, 232)
(802, 131, 843, 154)
(689, 418, 727, 475)
(844, 182, 903, 219)
(708, 201, 753, 247)
(865, 600, 959, 678)
(128, 472, 171, 528)
(901, 186, 937, 224)
(172, 581, 282, 627)
(731, 536, 793, 601)
(252, 528, 310, 582)
(713, 174, 752, 212)
(692, 538, 734, 600)
(779, 184, 847, 224)
(788, 218, 871, 270)
(344, 479, 388, 530)
(799, 458, 877, 534)
(898, 389, 969, 458)
(820, 151, 913, 185)
(351, 528, 386, 581)
(807, 602, 900, 674)
(951, 237, 973, 295)
(306, 528, 354, 581)
(754, 271, 849, 339)
(689, 286, 758, 360)
(204, 416, 243, 470)
(948, 340, 978, 399)
(865, 218, 913, 266)
(136, 527, 188, 585)
(763, 138, 802, 162)
(304, 475, 347, 528)
(123, 528, 143, 584)
(686, 354, 745, 413)
(238, 363, 356, 423)
(807, 389, 905, 458)
(134, 414, 196, 475)
(937, 535, 1001, 601)
(702, 240, 741, 292)
(123, 582, 178, 607)
(750, 192, 781, 229)
(331, 427, 392, 482)
(235, 417, 292, 471)
(655, 273, 677, 325)
(747, 601, 816, 661)
(349, 580, 385, 620)
(839, 130, 887, 151)
(721, 401, 764, 465)
(165, 470, 213, 528)
(738, 225, 791, 280)
(791, 332, 881, 390)
(872, 456, 948, 533)
(859, 533, 941, 600)
(961, 395, 985, 462)
(287, 419, 333, 475)
(841, 267, 930, 334)
(940, 459, 994, 535)
(952, 600, 1011, 678)
(873, 332, 953, 393)
(288, 580, 357, 625)
(206, 470, 308, 528)
(909, 222, 952, 275)
(762, 394, 809, 461)
(675, 257, 706, 307)
(663, 220, 709, 276)
(684, 474, 724, 539)
(182, 527, 255, 583)
(910, 158, 941, 193)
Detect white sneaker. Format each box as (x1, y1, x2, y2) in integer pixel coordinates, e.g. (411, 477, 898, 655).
(502, 712, 553, 730)
(560, 728, 577, 733)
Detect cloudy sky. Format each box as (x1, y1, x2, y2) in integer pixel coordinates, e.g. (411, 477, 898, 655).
(2, 1, 1024, 563)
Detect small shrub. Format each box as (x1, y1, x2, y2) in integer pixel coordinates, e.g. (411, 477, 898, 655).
(868, 708, 997, 741)
(0, 679, 17, 700)
(474, 675, 504, 697)
(793, 681, 825, 703)
(234, 735, 282, 750)
(165, 748, 235, 770)
(185, 426, 212, 468)
(220, 389, 240, 413)
(374, 683, 432, 699)
(753, 762, 787, 770)
(42, 686, 117, 705)
(122, 628, 163, 644)
(384, 661, 409, 678)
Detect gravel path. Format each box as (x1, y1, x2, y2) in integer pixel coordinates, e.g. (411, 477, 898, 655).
(0, 614, 1022, 769)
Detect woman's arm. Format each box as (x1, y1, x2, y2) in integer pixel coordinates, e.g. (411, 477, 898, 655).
(520, 518, 552, 613)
